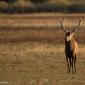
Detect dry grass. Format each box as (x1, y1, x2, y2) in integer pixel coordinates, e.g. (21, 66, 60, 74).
(0, 14, 85, 85)
(0, 26, 85, 44)
(0, 42, 85, 85)
(0, 13, 85, 27)
(0, 13, 85, 43)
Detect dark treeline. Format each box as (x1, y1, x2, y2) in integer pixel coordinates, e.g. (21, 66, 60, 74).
(0, 0, 85, 13)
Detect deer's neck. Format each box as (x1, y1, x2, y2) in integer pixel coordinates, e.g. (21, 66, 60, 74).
(65, 37, 75, 50)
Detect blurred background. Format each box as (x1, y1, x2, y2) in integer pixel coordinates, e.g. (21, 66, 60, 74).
(0, 0, 85, 13)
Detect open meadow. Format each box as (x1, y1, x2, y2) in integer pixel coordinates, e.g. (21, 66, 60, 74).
(0, 13, 85, 85)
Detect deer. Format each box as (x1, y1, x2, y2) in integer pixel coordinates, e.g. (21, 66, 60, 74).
(60, 18, 81, 74)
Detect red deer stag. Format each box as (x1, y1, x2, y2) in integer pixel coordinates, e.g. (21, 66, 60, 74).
(60, 18, 81, 73)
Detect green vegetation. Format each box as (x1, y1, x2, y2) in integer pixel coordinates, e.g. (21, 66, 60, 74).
(0, 0, 16, 3)
(29, 0, 48, 4)
(0, 0, 84, 13)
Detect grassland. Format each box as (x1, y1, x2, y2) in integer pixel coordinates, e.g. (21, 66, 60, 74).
(0, 13, 85, 43)
(0, 14, 85, 85)
(0, 43, 85, 85)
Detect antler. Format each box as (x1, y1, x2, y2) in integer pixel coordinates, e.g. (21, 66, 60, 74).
(71, 19, 81, 33)
(60, 18, 66, 32)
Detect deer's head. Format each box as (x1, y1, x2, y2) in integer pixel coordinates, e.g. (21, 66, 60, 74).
(60, 18, 81, 42)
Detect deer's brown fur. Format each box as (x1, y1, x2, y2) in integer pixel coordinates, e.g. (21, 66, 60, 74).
(60, 19, 81, 73)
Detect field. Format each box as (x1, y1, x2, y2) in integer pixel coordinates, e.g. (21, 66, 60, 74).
(0, 13, 85, 85)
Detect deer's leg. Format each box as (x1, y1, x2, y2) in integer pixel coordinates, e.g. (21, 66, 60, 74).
(74, 55, 77, 73)
(66, 57, 70, 73)
(72, 56, 74, 73)
(69, 57, 72, 73)
(71, 55, 77, 74)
